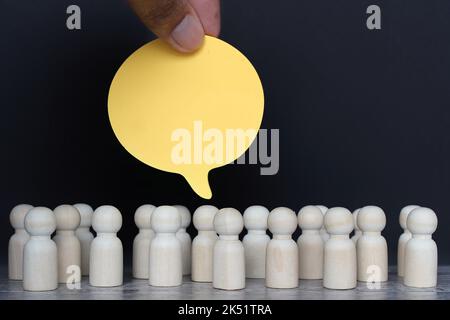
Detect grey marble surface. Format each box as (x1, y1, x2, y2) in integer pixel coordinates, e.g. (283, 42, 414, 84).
(1, 266, 449, 300)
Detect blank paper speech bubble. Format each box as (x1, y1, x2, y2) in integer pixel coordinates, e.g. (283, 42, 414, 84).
(108, 36, 264, 199)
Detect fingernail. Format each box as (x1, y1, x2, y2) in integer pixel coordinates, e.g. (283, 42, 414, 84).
(170, 14, 204, 52)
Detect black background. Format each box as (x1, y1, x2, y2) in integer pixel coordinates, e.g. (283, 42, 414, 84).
(1, 0, 450, 265)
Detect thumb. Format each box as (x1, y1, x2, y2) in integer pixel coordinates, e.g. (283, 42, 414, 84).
(128, 0, 205, 52)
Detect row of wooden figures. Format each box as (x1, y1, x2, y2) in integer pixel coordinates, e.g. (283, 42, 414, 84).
(8, 203, 437, 291)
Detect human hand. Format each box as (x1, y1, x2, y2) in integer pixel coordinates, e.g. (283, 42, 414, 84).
(128, 0, 221, 52)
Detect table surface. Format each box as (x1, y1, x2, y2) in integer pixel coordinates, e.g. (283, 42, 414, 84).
(1, 266, 449, 300)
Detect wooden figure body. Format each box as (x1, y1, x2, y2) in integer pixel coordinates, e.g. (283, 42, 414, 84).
(74, 203, 94, 276)
(266, 207, 298, 288)
(297, 205, 324, 280)
(243, 205, 270, 279)
(133, 204, 156, 279)
(191, 205, 218, 282)
(356, 206, 388, 282)
(404, 207, 438, 288)
(213, 208, 245, 290)
(397, 205, 420, 277)
(8, 204, 33, 280)
(149, 206, 182, 287)
(89, 205, 123, 287)
(53, 204, 81, 284)
(23, 207, 58, 291)
(175, 205, 192, 276)
(323, 207, 356, 290)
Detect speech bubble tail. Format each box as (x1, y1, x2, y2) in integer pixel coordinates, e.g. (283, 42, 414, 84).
(183, 171, 212, 199)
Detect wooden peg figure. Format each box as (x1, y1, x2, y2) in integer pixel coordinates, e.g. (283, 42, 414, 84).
(8, 204, 33, 280)
(266, 207, 298, 288)
(323, 207, 356, 290)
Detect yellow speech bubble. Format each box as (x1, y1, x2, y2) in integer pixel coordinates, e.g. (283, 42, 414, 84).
(108, 36, 264, 199)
